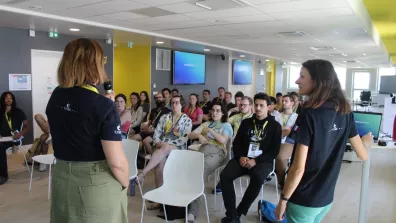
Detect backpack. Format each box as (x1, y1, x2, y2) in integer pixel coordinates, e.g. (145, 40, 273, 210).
(157, 205, 185, 221)
(258, 200, 287, 223)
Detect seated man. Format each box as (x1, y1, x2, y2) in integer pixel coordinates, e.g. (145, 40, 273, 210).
(220, 93, 282, 223)
(130, 92, 170, 154)
(135, 95, 192, 209)
(34, 114, 52, 171)
(275, 95, 298, 188)
(0, 92, 29, 185)
(200, 89, 213, 122)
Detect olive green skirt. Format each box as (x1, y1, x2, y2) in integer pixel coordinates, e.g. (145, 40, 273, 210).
(50, 159, 128, 223)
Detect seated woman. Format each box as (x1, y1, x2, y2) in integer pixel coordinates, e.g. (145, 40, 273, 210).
(34, 114, 52, 171)
(115, 94, 132, 139)
(128, 92, 144, 137)
(136, 95, 192, 209)
(187, 102, 233, 222)
(140, 91, 150, 118)
(184, 93, 203, 130)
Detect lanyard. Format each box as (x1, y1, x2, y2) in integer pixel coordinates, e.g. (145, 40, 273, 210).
(152, 110, 162, 124)
(253, 119, 268, 139)
(293, 104, 299, 113)
(5, 112, 12, 133)
(189, 107, 196, 116)
(282, 113, 292, 126)
(208, 121, 220, 129)
(164, 113, 182, 134)
(80, 85, 99, 94)
(200, 101, 209, 108)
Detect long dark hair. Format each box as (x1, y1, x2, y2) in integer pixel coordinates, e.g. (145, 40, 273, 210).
(302, 59, 351, 114)
(210, 102, 228, 123)
(140, 91, 150, 104)
(130, 92, 141, 111)
(189, 93, 199, 107)
(115, 93, 127, 109)
(0, 92, 17, 116)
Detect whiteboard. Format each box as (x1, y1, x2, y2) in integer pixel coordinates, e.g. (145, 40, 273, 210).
(31, 50, 63, 139)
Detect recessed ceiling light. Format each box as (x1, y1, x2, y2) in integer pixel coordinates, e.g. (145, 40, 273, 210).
(204, 48, 210, 52)
(195, 2, 212, 10)
(156, 41, 164, 44)
(69, 28, 80, 32)
(265, 59, 270, 62)
(363, 53, 367, 56)
(240, 55, 245, 58)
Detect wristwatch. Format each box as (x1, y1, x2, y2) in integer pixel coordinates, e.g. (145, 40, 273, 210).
(280, 193, 289, 201)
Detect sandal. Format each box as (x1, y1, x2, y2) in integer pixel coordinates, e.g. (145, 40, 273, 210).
(135, 172, 145, 185)
(147, 202, 161, 210)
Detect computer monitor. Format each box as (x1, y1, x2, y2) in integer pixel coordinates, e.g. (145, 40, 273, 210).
(353, 111, 382, 140)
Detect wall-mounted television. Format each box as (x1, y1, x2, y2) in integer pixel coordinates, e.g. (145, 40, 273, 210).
(173, 51, 206, 85)
(233, 59, 253, 85)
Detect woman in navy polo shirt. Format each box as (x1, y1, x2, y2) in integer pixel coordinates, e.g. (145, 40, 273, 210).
(46, 38, 129, 223)
(275, 59, 374, 223)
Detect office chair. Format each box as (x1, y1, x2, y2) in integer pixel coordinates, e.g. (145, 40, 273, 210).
(358, 91, 371, 111)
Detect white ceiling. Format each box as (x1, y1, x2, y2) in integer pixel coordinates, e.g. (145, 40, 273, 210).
(0, 0, 391, 67)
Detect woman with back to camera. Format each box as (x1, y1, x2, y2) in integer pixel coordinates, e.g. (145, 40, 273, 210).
(128, 92, 144, 136)
(275, 59, 374, 223)
(46, 38, 129, 223)
(140, 91, 150, 118)
(115, 94, 132, 139)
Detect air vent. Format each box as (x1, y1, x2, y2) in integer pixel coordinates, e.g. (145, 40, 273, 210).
(329, 53, 348, 57)
(276, 31, 307, 38)
(309, 46, 335, 51)
(4, 0, 30, 5)
(343, 60, 358, 63)
(130, 7, 175, 17)
(156, 49, 171, 71)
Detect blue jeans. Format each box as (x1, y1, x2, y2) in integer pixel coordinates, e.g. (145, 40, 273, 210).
(286, 202, 332, 223)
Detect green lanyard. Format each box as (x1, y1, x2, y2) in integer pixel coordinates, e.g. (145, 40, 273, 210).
(5, 112, 13, 134)
(253, 120, 268, 139)
(80, 85, 99, 94)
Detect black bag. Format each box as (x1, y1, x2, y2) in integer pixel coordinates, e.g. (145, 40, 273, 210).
(157, 205, 185, 221)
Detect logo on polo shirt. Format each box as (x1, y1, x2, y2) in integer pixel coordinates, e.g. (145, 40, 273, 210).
(57, 102, 76, 113)
(114, 125, 122, 135)
(329, 124, 342, 132)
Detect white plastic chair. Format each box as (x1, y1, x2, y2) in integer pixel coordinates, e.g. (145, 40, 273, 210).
(5, 123, 30, 172)
(122, 139, 143, 198)
(140, 150, 209, 223)
(28, 154, 55, 200)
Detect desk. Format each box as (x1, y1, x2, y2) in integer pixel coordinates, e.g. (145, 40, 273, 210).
(359, 142, 396, 223)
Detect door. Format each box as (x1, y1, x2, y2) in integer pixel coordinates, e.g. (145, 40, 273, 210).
(31, 50, 63, 139)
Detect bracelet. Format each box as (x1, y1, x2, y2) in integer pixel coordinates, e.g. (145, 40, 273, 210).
(280, 193, 289, 201)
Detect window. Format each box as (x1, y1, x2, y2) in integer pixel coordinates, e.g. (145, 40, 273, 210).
(288, 67, 300, 89)
(334, 68, 346, 90)
(378, 68, 395, 91)
(353, 71, 371, 100)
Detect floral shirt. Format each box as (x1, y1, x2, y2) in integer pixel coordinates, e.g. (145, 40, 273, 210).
(153, 113, 192, 150)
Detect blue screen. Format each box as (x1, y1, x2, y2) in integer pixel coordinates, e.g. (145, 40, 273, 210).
(173, 51, 206, 85)
(233, 60, 253, 85)
(353, 112, 382, 140)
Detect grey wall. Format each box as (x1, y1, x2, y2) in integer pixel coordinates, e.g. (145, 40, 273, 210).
(0, 26, 114, 144)
(255, 62, 266, 93)
(151, 47, 229, 107)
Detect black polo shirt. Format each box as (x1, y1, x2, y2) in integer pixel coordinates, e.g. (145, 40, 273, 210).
(199, 100, 213, 115)
(149, 106, 170, 128)
(225, 102, 236, 112)
(289, 102, 358, 207)
(46, 86, 122, 162)
(0, 108, 26, 137)
(212, 97, 225, 104)
(233, 115, 282, 163)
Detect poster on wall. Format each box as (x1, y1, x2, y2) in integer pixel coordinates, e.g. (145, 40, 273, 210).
(9, 74, 32, 91)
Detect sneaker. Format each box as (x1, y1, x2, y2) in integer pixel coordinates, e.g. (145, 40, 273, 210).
(39, 163, 48, 172)
(0, 177, 8, 185)
(212, 188, 222, 194)
(220, 216, 241, 223)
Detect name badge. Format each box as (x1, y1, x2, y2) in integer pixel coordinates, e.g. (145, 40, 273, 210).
(247, 142, 262, 158)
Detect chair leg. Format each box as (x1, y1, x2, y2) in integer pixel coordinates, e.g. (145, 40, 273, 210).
(21, 150, 30, 172)
(48, 164, 52, 200)
(140, 199, 146, 223)
(239, 178, 243, 195)
(274, 173, 279, 203)
(29, 160, 35, 191)
(214, 170, 217, 210)
(185, 206, 188, 223)
(163, 204, 168, 223)
(202, 193, 210, 223)
(136, 180, 147, 211)
(260, 185, 264, 222)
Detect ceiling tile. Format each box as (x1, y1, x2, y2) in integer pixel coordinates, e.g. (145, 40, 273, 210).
(151, 20, 213, 30)
(184, 7, 262, 20)
(0, 0, 106, 12)
(54, 0, 150, 18)
(129, 14, 195, 26)
(131, 0, 189, 6)
(255, 0, 349, 13)
(249, 0, 292, 4)
(102, 11, 148, 20)
(205, 14, 275, 24)
(270, 7, 353, 20)
(156, 2, 205, 13)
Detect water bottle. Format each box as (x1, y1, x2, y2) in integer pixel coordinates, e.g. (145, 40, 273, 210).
(129, 179, 135, 196)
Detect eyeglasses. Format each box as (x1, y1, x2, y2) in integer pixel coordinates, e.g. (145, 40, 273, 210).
(240, 104, 250, 107)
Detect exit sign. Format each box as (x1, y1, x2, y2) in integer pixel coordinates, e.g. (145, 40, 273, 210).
(49, 31, 59, 38)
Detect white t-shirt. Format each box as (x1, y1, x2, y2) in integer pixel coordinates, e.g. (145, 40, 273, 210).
(275, 112, 298, 144)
